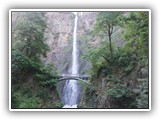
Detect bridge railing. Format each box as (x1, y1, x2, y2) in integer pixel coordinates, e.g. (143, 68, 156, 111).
(61, 74, 90, 78)
(52, 74, 91, 82)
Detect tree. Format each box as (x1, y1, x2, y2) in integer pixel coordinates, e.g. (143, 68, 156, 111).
(12, 12, 50, 81)
(81, 11, 149, 108)
(121, 12, 149, 59)
(94, 12, 122, 57)
(120, 12, 149, 108)
(11, 12, 61, 108)
(13, 12, 49, 59)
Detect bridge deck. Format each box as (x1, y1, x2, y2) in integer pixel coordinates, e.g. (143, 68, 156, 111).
(53, 74, 90, 78)
(54, 74, 91, 82)
(61, 74, 90, 77)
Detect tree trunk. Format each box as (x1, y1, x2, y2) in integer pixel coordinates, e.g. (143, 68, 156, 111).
(108, 24, 113, 58)
(101, 78, 110, 108)
(109, 33, 113, 58)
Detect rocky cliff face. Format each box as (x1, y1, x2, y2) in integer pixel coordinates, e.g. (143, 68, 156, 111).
(44, 12, 73, 74)
(44, 12, 98, 74)
(78, 12, 97, 36)
(44, 12, 98, 103)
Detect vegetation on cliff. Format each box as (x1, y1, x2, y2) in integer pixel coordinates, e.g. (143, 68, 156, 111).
(80, 11, 149, 108)
(11, 12, 62, 108)
(11, 11, 149, 109)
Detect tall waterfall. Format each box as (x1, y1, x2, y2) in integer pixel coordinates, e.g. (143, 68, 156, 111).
(63, 13, 79, 108)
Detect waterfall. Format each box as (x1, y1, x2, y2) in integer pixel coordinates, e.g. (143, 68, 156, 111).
(72, 13, 78, 75)
(63, 13, 79, 108)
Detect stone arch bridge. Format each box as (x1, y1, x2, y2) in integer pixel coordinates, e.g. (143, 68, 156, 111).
(53, 74, 90, 84)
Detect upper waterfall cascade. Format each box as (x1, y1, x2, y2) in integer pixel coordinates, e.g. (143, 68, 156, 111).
(63, 13, 79, 108)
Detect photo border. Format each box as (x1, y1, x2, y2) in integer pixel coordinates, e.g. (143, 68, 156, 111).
(9, 9, 151, 111)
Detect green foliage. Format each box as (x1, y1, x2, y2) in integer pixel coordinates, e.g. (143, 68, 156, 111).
(81, 11, 149, 108)
(18, 97, 41, 108)
(133, 78, 149, 108)
(93, 12, 122, 57)
(116, 48, 137, 74)
(107, 81, 130, 98)
(11, 84, 42, 108)
(94, 12, 122, 36)
(120, 12, 149, 57)
(35, 63, 58, 87)
(87, 12, 148, 74)
(54, 101, 63, 108)
(12, 12, 49, 82)
(108, 85, 131, 100)
(11, 12, 60, 108)
(106, 77, 136, 108)
(82, 42, 113, 77)
(12, 50, 31, 75)
(13, 12, 49, 58)
(12, 61, 58, 108)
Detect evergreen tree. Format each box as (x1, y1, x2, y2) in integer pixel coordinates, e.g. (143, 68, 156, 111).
(11, 12, 61, 108)
(94, 12, 122, 57)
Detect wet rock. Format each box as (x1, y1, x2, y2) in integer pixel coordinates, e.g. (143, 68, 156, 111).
(44, 12, 99, 104)
(139, 68, 148, 78)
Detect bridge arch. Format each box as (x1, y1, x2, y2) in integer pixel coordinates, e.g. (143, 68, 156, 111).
(57, 77, 89, 84)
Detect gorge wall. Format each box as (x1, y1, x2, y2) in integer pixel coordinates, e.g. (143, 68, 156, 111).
(44, 12, 98, 103)
(11, 11, 149, 109)
(44, 12, 98, 74)
(12, 11, 100, 106)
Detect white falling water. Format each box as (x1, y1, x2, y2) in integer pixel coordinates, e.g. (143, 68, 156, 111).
(72, 12, 78, 75)
(63, 12, 79, 108)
